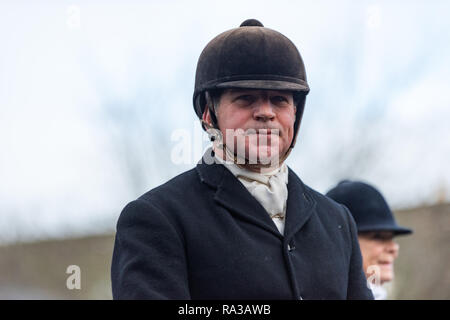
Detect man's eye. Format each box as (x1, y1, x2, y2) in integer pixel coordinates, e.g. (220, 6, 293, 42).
(272, 96, 288, 103)
(235, 95, 254, 103)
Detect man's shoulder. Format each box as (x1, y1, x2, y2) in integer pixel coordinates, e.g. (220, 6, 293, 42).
(138, 167, 201, 202)
(287, 167, 351, 224)
(304, 184, 343, 208)
(117, 167, 202, 225)
(301, 183, 355, 246)
(302, 182, 352, 223)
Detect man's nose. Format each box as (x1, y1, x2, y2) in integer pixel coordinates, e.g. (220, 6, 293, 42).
(253, 98, 275, 121)
(385, 240, 399, 258)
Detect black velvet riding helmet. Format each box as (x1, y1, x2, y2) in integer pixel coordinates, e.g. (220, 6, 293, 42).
(193, 19, 310, 150)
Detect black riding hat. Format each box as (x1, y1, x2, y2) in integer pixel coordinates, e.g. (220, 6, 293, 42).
(326, 180, 413, 236)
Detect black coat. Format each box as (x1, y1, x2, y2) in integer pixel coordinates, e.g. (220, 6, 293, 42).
(111, 152, 374, 300)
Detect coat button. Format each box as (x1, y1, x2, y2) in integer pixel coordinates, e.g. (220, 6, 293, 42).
(288, 244, 296, 252)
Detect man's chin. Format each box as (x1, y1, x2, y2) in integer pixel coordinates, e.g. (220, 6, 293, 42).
(378, 269, 394, 284)
(245, 146, 281, 166)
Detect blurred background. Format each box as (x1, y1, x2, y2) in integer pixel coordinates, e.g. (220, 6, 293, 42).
(0, 0, 449, 299)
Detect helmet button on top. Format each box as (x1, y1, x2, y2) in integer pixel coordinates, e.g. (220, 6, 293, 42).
(240, 19, 264, 27)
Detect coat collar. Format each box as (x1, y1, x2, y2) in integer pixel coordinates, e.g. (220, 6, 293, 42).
(196, 148, 316, 240)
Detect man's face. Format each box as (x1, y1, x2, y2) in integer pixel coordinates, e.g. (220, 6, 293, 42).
(203, 89, 296, 168)
(358, 231, 400, 285)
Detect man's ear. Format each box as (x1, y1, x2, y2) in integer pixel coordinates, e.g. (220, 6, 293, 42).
(202, 106, 212, 125)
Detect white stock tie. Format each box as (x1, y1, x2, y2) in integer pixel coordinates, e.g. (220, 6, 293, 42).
(217, 155, 289, 235)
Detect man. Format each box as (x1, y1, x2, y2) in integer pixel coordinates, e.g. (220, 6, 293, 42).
(326, 180, 413, 299)
(111, 19, 374, 300)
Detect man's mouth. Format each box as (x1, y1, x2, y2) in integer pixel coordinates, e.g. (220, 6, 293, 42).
(378, 261, 393, 269)
(246, 129, 280, 136)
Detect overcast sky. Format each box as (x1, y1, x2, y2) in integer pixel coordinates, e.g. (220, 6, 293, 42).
(1, 0, 449, 244)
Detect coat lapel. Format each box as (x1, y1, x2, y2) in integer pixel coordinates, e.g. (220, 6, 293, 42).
(283, 168, 316, 240)
(196, 149, 316, 240)
(196, 149, 282, 239)
(214, 167, 283, 239)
